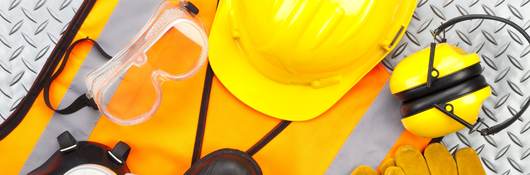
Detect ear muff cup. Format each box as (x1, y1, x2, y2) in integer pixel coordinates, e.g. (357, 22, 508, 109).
(399, 75, 491, 138)
(394, 64, 483, 102)
(392, 15, 530, 137)
(401, 75, 488, 117)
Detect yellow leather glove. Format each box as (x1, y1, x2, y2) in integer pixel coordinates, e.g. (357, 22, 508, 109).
(351, 143, 486, 175)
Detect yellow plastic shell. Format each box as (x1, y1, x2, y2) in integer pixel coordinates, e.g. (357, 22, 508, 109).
(401, 87, 491, 138)
(209, 0, 417, 121)
(390, 43, 481, 94)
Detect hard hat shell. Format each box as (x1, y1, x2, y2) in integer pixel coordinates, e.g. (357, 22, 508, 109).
(209, 0, 417, 121)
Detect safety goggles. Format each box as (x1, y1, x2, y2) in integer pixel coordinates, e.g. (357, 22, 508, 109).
(44, 1, 208, 125)
(85, 1, 207, 125)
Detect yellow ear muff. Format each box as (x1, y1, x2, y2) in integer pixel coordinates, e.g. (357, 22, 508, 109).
(390, 43, 491, 138)
(390, 14, 530, 138)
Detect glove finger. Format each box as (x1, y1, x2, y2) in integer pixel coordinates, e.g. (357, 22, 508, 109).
(378, 158, 395, 173)
(455, 148, 486, 175)
(424, 143, 457, 175)
(351, 165, 378, 175)
(395, 145, 430, 175)
(384, 166, 405, 175)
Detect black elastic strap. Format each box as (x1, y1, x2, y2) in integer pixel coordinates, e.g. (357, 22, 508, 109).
(246, 120, 291, 156)
(190, 1, 218, 164)
(43, 38, 111, 114)
(55, 94, 98, 114)
(191, 63, 214, 164)
(191, 64, 292, 162)
(432, 14, 530, 135)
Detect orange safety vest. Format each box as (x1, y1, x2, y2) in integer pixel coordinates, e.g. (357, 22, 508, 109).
(0, 0, 430, 174)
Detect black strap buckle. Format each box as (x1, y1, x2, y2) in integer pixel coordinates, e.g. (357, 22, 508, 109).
(108, 141, 131, 164)
(57, 131, 78, 152)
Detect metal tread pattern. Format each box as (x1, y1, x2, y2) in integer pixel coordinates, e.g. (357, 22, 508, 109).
(0, 0, 82, 124)
(383, 0, 530, 174)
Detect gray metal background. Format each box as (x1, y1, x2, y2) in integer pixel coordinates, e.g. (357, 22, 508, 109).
(1, 0, 529, 174)
(383, 0, 530, 174)
(0, 0, 82, 124)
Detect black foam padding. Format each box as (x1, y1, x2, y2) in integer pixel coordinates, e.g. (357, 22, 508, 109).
(394, 64, 483, 102)
(401, 75, 488, 117)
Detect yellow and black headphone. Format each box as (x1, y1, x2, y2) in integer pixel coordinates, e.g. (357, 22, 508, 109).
(390, 14, 530, 138)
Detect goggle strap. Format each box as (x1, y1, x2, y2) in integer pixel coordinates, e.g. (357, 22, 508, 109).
(43, 38, 111, 114)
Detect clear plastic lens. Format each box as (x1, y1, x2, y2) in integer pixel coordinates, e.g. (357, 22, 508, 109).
(101, 65, 160, 124)
(145, 27, 204, 77)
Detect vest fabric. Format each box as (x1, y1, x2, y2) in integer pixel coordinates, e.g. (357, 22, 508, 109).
(0, 0, 429, 174)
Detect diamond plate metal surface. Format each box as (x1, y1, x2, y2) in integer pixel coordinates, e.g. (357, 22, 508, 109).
(383, 0, 530, 174)
(0, 0, 82, 124)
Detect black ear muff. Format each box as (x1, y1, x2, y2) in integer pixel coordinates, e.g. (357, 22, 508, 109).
(401, 75, 488, 117)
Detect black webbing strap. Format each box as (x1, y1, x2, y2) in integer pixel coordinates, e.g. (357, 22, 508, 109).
(53, 94, 98, 114)
(191, 64, 291, 163)
(246, 120, 291, 156)
(43, 38, 111, 114)
(191, 64, 214, 164)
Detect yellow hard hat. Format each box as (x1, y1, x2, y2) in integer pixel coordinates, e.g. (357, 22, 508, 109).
(209, 0, 417, 121)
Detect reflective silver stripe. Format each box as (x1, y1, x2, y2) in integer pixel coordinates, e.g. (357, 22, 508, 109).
(20, 0, 163, 173)
(325, 83, 405, 175)
(59, 144, 77, 152)
(107, 151, 123, 164)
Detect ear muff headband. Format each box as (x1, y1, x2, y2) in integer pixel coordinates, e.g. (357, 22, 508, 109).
(431, 14, 530, 135)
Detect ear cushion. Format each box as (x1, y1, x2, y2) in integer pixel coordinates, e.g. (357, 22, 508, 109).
(185, 148, 262, 175)
(394, 64, 482, 102)
(401, 75, 488, 117)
